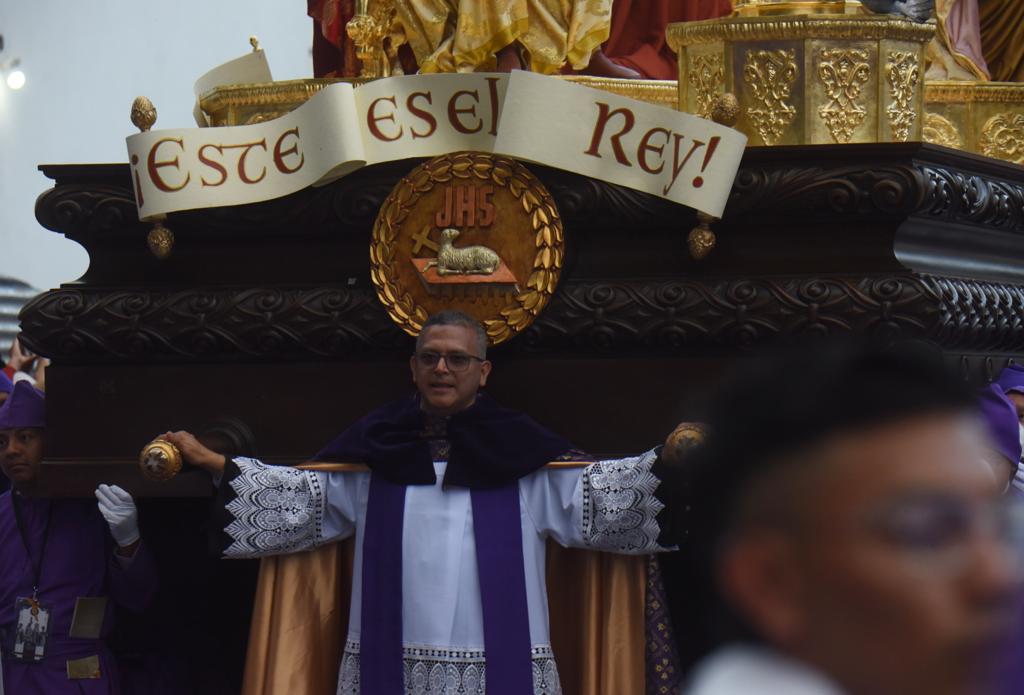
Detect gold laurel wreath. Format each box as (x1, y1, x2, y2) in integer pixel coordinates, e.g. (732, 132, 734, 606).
(370, 151, 564, 345)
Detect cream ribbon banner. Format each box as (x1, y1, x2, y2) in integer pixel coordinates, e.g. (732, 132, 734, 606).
(126, 72, 746, 220)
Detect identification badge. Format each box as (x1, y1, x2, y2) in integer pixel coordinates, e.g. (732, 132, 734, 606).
(13, 597, 50, 662)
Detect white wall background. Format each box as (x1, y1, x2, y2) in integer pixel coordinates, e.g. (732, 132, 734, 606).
(0, 2, 312, 292)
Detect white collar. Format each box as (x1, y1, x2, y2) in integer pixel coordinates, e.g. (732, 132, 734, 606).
(684, 646, 846, 695)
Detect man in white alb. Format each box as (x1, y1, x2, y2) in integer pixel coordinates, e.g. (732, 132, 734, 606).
(162, 310, 674, 695)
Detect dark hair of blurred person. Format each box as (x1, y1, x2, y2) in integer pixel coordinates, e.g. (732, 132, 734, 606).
(681, 341, 1022, 695)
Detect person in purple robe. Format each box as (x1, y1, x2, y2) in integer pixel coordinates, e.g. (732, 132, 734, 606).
(0, 381, 158, 695)
(977, 384, 1023, 493)
(0, 370, 11, 494)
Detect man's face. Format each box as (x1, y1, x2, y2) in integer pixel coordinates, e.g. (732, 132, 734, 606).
(727, 415, 1021, 695)
(0, 427, 44, 485)
(410, 325, 491, 416)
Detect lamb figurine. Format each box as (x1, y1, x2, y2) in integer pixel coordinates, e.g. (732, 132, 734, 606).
(425, 228, 502, 276)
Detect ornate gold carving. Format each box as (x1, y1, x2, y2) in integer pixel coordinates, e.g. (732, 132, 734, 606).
(346, 0, 406, 78)
(139, 438, 183, 482)
(130, 96, 157, 132)
(147, 222, 175, 260)
(885, 51, 920, 142)
(743, 49, 799, 146)
(425, 229, 503, 276)
(667, 15, 936, 49)
(370, 152, 564, 345)
(711, 92, 741, 126)
(688, 214, 717, 260)
(663, 422, 709, 466)
(922, 112, 963, 149)
(979, 113, 1024, 164)
(817, 47, 871, 144)
(688, 54, 725, 118)
(925, 81, 1024, 104)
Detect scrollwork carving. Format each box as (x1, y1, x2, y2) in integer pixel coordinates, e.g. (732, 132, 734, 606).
(885, 51, 920, 142)
(922, 112, 963, 149)
(817, 47, 871, 143)
(743, 49, 799, 146)
(19, 275, 1024, 361)
(979, 113, 1024, 164)
(688, 54, 725, 119)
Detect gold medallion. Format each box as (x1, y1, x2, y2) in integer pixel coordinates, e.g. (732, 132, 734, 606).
(370, 152, 564, 345)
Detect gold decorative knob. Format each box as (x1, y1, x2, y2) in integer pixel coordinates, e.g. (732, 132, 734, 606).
(146, 221, 175, 260)
(688, 213, 717, 260)
(710, 92, 740, 127)
(662, 422, 709, 466)
(130, 96, 157, 133)
(139, 438, 183, 482)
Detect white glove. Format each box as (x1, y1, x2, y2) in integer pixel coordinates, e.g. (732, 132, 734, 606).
(95, 484, 140, 547)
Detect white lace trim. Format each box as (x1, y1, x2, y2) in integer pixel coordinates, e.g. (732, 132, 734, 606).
(224, 457, 324, 557)
(581, 448, 665, 552)
(336, 641, 562, 695)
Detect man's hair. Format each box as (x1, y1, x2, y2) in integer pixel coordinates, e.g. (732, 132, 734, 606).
(415, 310, 488, 358)
(679, 340, 975, 654)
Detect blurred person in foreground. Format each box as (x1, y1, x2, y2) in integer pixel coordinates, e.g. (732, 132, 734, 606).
(0, 381, 157, 694)
(681, 342, 1023, 695)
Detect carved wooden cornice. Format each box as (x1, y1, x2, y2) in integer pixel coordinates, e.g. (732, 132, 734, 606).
(19, 274, 1024, 362)
(27, 144, 1024, 363)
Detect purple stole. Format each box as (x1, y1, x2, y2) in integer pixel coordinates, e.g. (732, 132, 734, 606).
(359, 477, 534, 695)
(313, 394, 581, 694)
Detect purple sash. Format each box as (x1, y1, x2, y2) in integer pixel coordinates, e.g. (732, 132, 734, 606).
(360, 475, 407, 694)
(359, 476, 533, 695)
(472, 485, 534, 695)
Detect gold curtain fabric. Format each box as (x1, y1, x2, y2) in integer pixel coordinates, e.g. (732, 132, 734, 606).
(979, 0, 1024, 82)
(393, 0, 612, 73)
(241, 541, 647, 695)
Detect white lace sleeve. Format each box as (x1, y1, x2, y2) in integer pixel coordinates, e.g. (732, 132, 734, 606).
(224, 456, 349, 558)
(519, 448, 670, 554)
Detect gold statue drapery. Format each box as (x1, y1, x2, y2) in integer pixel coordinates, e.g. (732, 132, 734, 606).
(392, 0, 612, 74)
(979, 0, 1024, 82)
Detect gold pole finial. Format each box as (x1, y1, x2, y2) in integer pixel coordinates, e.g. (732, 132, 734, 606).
(249, 35, 261, 52)
(710, 92, 740, 127)
(130, 96, 157, 133)
(688, 214, 718, 260)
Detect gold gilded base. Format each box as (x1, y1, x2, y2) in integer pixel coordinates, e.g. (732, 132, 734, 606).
(668, 14, 934, 146)
(924, 81, 1024, 164)
(197, 76, 678, 128)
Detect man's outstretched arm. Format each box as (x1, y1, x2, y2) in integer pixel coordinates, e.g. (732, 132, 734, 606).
(157, 431, 360, 559)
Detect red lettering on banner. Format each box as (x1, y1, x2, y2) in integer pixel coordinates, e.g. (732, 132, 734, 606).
(368, 96, 402, 141)
(638, 127, 670, 175)
(147, 138, 190, 192)
(219, 140, 269, 184)
(273, 128, 304, 174)
(583, 103, 635, 166)
(198, 144, 228, 187)
(448, 90, 483, 134)
(486, 78, 501, 136)
(664, 136, 704, 196)
(407, 92, 438, 139)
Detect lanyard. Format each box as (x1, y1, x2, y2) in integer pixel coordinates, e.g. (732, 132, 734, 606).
(10, 494, 53, 600)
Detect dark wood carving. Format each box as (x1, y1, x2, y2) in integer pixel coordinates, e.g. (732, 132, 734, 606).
(20, 274, 1024, 362)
